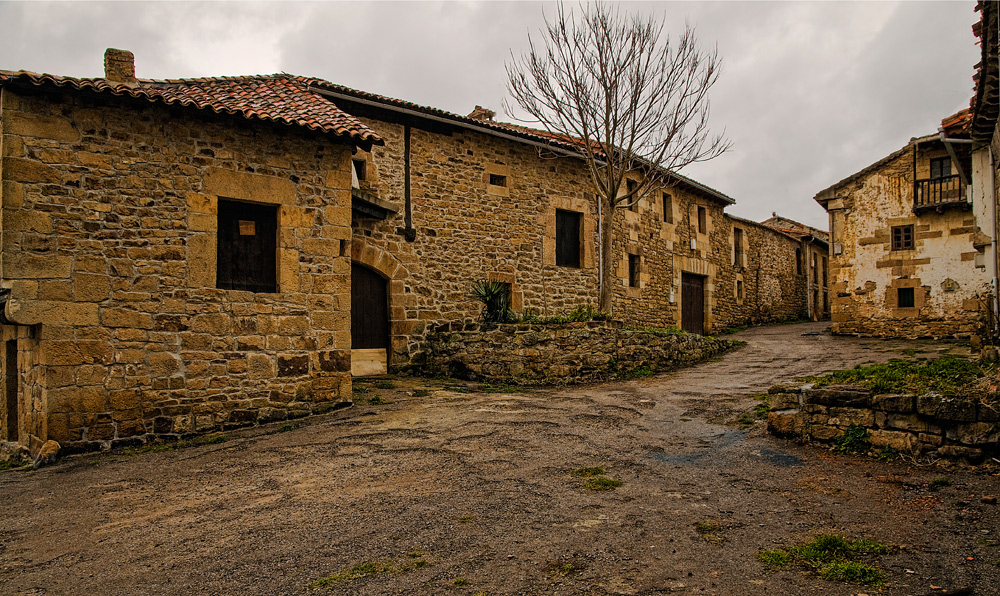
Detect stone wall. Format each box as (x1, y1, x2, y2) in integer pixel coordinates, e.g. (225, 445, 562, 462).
(818, 144, 989, 338)
(0, 86, 356, 453)
(767, 383, 999, 461)
(424, 319, 740, 384)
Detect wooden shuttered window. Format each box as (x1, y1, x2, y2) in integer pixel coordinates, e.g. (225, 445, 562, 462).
(556, 209, 582, 268)
(217, 199, 278, 293)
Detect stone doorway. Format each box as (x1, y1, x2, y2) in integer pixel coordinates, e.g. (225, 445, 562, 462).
(351, 262, 389, 376)
(681, 273, 706, 335)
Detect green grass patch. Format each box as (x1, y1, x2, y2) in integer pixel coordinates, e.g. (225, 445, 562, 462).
(624, 325, 687, 336)
(310, 552, 428, 589)
(569, 466, 606, 477)
(620, 364, 654, 379)
(875, 446, 900, 462)
(352, 385, 370, 394)
(373, 380, 396, 390)
(582, 476, 623, 491)
(412, 389, 431, 397)
(480, 382, 521, 393)
(929, 477, 951, 489)
(545, 561, 584, 577)
(758, 534, 893, 587)
(452, 577, 469, 586)
(813, 355, 986, 395)
(834, 424, 870, 455)
(0, 456, 30, 470)
(278, 423, 297, 433)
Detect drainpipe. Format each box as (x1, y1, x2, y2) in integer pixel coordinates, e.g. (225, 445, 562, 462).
(597, 197, 603, 303)
(403, 124, 415, 241)
(990, 147, 999, 336)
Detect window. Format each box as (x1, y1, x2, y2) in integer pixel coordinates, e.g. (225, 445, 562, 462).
(796, 248, 803, 275)
(489, 173, 507, 187)
(697, 206, 707, 233)
(822, 256, 828, 285)
(736, 280, 744, 302)
(217, 199, 278, 292)
(628, 253, 640, 288)
(626, 179, 638, 211)
(930, 157, 951, 179)
(733, 228, 744, 269)
(891, 225, 914, 251)
(555, 209, 582, 268)
(352, 158, 367, 182)
(662, 193, 673, 223)
(897, 287, 915, 308)
(812, 253, 818, 284)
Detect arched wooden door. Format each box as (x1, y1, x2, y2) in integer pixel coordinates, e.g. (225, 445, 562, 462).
(351, 263, 389, 376)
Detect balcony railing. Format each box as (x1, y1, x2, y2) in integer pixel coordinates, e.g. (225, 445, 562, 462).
(914, 175, 967, 211)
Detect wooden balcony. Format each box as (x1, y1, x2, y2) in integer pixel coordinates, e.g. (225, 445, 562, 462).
(914, 175, 968, 213)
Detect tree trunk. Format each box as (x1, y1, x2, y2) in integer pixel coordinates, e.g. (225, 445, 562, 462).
(598, 195, 615, 313)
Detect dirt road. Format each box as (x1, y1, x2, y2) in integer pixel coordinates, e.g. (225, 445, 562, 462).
(2, 322, 998, 596)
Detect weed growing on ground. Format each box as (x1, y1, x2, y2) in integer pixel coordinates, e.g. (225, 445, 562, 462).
(929, 477, 952, 489)
(121, 434, 229, 456)
(582, 476, 623, 491)
(738, 395, 770, 429)
(758, 534, 893, 587)
(201, 435, 228, 445)
(694, 521, 725, 544)
(544, 560, 584, 577)
(412, 389, 431, 397)
(352, 385, 370, 394)
(309, 552, 428, 589)
(458, 515, 476, 523)
(367, 396, 386, 405)
(452, 577, 469, 586)
(876, 446, 900, 462)
(834, 425, 870, 454)
(620, 365, 654, 379)
(0, 455, 30, 470)
(278, 423, 297, 433)
(720, 325, 748, 335)
(373, 380, 396, 390)
(480, 382, 522, 393)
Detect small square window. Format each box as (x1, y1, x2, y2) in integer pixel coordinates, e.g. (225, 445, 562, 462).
(897, 287, 915, 308)
(489, 173, 507, 187)
(352, 159, 367, 182)
(662, 193, 673, 223)
(555, 209, 582, 268)
(930, 157, 951, 179)
(628, 253, 640, 288)
(697, 206, 707, 234)
(891, 225, 914, 251)
(217, 199, 278, 293)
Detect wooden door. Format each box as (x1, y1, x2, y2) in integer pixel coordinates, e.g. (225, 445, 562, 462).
(216, 200, 278, 292)
(351, 263, 389, 375)
(681, 273, 705, 335)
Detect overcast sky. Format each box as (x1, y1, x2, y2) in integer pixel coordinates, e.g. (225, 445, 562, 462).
(0, 1, 981, 230)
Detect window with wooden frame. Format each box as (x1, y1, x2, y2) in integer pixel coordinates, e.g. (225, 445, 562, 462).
(812, 253, 818, 283)
(733, 227, 744, 269)
(555, 209, 582, 268)
(796, 248, 803, 275)
(897, 287, 915, 308)
(697, 206, 707, 233)
(736, 279, 744, 302)
(929, 157, 951, 179)
(489, 173, 507, 187)
(217, 199, 278, 292)
(662, 193, 673, 223)
(891, 225, 914, 251)
(628, 253, 640, 287)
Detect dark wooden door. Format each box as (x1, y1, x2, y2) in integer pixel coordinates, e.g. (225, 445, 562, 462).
(352, 263, 389, 349)
(217, 200, 278, 292)
(681, 273, 705, 335)
(5, 340, 17, 442)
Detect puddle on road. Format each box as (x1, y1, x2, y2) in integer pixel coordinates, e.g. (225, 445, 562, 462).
(753, 448, 804, 467)
(648, 430, 744, 465)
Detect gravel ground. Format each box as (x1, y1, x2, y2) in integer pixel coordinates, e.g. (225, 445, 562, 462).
(2, 322, 998, 596)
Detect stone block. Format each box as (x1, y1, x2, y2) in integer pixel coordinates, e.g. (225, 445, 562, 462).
(148, 352, 181, 376)
(204, 168, 296, 205)
(945, 422, 1000, 445)
(248, 354, 275, 379)
(978, 402, 1000, 422)
(871, 394, 915, 413)
(810, 425, 842, 441)
(916, 394, 977, 422)
(3, 254, 72, 279)
(191, 313, 232, 335)
(277, 354, 309, 377)
(3, 157, 61, 183)
(767, 410, 801, 438)
(768, 392, 799, 410)
(74, 273, 111, 302)
(318, 350, 350, 372)
(869, 429, 912, 451)
(5, 112, 79, 141)
(936, 444, 984, 462)
(827, 407, 874, 427)
(101, 307, 153, 329)
(40, 340, 112, 366)
(802, 385, 870, 407)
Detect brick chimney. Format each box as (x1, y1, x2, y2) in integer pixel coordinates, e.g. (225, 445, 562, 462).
(104, 48, 137, 86)
(467, 105, 495, 122)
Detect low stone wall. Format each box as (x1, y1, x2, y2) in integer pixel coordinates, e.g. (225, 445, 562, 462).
(422, 320, 740, 384)
(767, 383, 1000, 461)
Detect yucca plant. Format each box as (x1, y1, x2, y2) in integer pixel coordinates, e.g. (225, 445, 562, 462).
(470, 279, 515, 323)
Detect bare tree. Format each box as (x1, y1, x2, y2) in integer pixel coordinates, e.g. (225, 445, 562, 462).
(506, 1, 730, 313)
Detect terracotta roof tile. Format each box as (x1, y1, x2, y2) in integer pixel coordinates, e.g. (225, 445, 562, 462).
(0, 70, 382, 146)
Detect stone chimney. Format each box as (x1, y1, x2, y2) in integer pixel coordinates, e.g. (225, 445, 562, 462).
(104, 48, 137, 86)
(467, 105, 495, 122)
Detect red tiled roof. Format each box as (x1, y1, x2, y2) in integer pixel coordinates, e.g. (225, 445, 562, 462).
(972, 1, 999, 143)
(941, 107, 973, 136)
(0, 70, 382, 146)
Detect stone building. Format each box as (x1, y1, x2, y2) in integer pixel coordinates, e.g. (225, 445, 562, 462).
(761, 213, 830, 321)
(814, 109, 990, 338)
(308, 81, 815, 372)
(0, 50, 378, 453)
